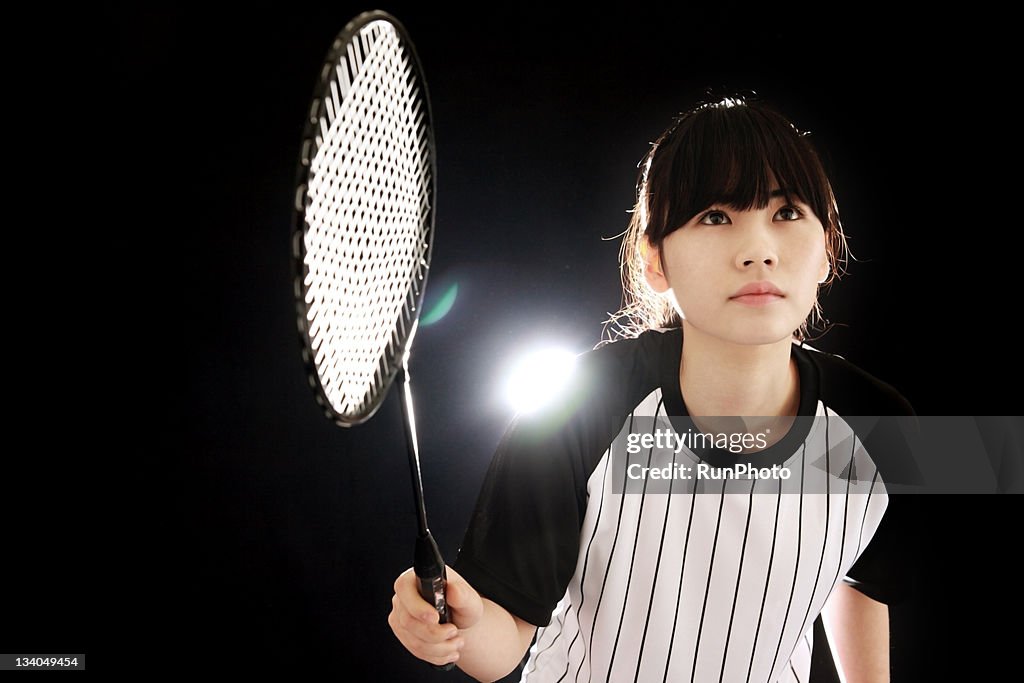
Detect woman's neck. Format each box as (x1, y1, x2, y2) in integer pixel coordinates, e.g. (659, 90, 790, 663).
(678, 321, 800, 439)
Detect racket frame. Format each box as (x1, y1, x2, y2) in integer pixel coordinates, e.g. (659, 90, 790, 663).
(290, 9, 437, 428)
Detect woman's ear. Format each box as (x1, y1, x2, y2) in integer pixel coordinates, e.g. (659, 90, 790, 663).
(641, 238, 670, 294)
(818, 259, 830, 284)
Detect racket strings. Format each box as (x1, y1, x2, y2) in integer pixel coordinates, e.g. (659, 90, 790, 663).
(302, 20, 432, 418)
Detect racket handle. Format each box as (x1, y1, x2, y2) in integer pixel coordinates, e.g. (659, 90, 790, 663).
(415, 532, 455, 672)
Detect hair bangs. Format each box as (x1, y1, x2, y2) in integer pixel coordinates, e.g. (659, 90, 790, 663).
(657, 105, 832, 236)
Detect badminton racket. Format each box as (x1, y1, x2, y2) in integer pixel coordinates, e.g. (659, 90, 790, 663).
(290, 10, 452, 670)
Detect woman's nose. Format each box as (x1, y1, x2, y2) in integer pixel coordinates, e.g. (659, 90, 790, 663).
(737, 241, 779, 270)
(735, 220, 779, 269)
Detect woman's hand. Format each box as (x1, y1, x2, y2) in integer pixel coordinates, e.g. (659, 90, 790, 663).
(388, 565, 484, 667)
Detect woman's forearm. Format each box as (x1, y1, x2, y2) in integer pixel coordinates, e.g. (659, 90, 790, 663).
(821, 582, 890, 683)
(456, 597, 537, 682)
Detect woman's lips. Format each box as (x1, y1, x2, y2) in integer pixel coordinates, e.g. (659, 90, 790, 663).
(730, 293, 785, 306)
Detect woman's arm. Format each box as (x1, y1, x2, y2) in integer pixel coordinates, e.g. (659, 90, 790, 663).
(821, 582, 890, 683)
(389, 566, 537, 681)
(456, 596, 538, 681)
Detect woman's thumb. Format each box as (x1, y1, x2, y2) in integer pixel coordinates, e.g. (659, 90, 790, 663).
(443, 565, 478, 611)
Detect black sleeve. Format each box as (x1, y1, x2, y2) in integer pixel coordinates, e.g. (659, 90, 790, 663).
(842, 491, 919, 605)
(452, 347, 638, 627)
(842, 391, 920, 606)
(452, 412, 585, 626)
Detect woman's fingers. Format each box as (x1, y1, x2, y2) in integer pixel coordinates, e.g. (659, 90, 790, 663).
(389, 568, 463, 665)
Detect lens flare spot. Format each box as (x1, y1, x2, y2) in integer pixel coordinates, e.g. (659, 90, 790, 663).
(421, 283, 458, 326)
(504, 348, 578, 413)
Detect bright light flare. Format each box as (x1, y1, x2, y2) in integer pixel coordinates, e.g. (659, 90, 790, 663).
(504, 347, 578, 414)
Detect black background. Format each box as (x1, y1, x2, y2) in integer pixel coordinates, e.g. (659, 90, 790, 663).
(9, 4, 1018, 679)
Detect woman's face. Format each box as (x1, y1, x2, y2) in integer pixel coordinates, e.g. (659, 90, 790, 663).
(646, 187, 829, 346)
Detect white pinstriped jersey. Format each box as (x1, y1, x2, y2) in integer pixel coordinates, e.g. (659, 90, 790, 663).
(454, 327, 916, 683)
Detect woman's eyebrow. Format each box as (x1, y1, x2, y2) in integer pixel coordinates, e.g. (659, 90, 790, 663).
(769, 188, 807, 203)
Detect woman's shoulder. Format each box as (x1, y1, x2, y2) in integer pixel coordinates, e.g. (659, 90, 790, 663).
(795, 340, 916, 417)
(570, 326, 678, 399)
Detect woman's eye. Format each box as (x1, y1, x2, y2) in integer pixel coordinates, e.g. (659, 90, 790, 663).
(775, 205, 804, 221)
(699, 210, 730, 225)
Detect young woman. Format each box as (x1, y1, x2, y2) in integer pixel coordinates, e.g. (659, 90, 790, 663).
(388, 95, 915, 683)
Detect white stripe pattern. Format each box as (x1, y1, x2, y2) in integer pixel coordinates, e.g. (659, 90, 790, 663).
(521, 389, 888, 683)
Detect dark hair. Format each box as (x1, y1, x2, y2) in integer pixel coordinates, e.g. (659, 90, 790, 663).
(601, 94, 850, 344)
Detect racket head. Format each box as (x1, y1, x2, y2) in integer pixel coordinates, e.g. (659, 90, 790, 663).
(292, 10, 436, 427)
